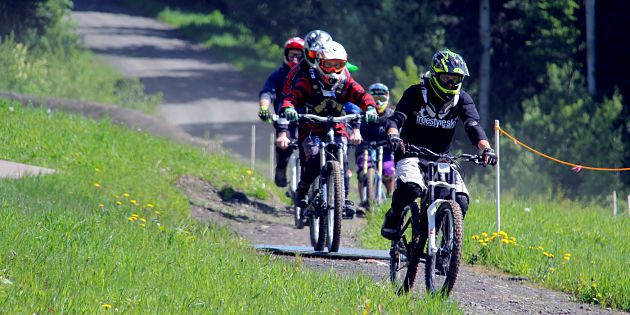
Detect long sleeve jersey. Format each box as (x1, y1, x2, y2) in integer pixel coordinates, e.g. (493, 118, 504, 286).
(280, 70, 377, 138)
(258, 64, 291, 113)
(386, 82, 488, 161)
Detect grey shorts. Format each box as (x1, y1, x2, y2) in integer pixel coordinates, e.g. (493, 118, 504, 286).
(395, 157, 468, 196)
(301, 133, 347, 161)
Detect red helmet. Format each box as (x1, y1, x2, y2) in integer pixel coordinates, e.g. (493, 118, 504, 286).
(283, 37, 305, 68)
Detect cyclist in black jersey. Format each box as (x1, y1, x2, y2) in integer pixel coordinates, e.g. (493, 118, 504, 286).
(381, 49, 497, 240)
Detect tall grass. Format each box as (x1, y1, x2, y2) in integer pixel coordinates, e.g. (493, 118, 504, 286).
(358, 180, 630, 312)
(0, 34, 161, 114)
(0, 99, 461, 313)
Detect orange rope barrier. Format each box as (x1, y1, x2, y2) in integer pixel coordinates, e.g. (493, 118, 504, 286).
(495, 126, 630, 172)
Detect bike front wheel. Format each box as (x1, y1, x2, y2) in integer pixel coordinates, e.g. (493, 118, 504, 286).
(325, 161, 343, 252)
(424, 200, 463, 296)
(309, 177, 326, 251)
(390, 201, 426, 294)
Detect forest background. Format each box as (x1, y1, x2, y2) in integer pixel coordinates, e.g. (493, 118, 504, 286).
(2, 0, 630, 200)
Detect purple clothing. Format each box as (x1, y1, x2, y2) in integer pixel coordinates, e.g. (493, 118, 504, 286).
(356, 149, 395, 176)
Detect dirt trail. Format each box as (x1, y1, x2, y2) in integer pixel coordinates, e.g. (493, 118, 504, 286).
(69, 1, 626, 314)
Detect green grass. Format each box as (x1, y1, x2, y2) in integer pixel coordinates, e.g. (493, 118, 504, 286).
(0, 35, 161, 114)
(0, 98, 461, 313)
(358, 183, 630, 312)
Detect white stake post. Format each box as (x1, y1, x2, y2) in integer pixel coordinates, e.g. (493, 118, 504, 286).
(269, 132, 275, 178)
(613, 190, 617, 216)
(250, 124, 256, 171)
(627, 194, 630, 217)
(495, 120, 501, 232)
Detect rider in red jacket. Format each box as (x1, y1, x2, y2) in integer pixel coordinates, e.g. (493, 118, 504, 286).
(279, 40, 379, 208)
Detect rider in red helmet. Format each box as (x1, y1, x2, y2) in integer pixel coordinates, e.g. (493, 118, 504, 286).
(258, 36, 305, 187)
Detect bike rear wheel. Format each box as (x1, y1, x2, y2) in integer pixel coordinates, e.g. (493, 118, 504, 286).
(424, 200, 463, 296)
(290, 153, 304, 229)
(365, 168, 376, 206)
(325, 161, 343, 252)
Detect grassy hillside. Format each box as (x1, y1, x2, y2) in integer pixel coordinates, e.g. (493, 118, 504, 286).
(0, 99, 461, 313)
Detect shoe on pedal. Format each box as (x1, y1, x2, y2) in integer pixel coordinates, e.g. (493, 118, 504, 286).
(274, 167, 288, 187)
(294, 191, 308, 208)
(343, 200, 356, 218)
(381, 208, 402, 240)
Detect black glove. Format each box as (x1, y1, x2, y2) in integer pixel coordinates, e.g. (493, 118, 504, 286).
(387, 134, 404, 152)
(258, 108, 272, 122)
(482, 148, 497, 166)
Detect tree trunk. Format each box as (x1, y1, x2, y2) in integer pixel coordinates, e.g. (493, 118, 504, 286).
(479, 0, 491, 130)
(586, 0, 596, 96)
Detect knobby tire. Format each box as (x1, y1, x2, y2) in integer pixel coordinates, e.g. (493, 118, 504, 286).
(424, 200, 463, 296)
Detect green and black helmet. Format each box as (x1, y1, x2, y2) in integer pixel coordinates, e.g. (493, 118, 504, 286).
(428, 49, 469, 102)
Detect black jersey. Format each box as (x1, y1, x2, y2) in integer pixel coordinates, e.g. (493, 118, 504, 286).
(386, 81, 488, 161)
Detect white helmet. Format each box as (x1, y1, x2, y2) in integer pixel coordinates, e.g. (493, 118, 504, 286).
(315, 41, 347, 85)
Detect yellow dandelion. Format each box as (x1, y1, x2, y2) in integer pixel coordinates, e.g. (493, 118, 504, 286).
(591, 283, 597, 288)
(95, 168, 100, 172)
(482, 242, 488, 246)
(124, 193, 130, 197)
(116, 201, 122, 205)
(115, 195, 119, 199)
(140, 218, 146, 222)
(140, 224, 146, 227)
(132, 214, 139, 217)
(498, 231, 507, 237)
(563, 256, 570, 261)
(147, 204, 154, 208)
(246, 170, 252, 175)
(131, 199, 136, 204)
(154, 211, 160, 215)
(62, 165, 67, 169)
(509, 236, 516, 241)
(591, 260, 595, 264)
(472, 235, 479, 240)
(564, 253, 571, 257)
(501, 239, 510, 244)
(128, 217, 136, 221)
(492, 232, 498, 237)
(481, 232, 488, 237)
(537, 246, 544, 251)
(102, 304, 112, 309)
(596, 293, 602, 298)
(94, 183, 101, 187)
(478, 239, 484, 243)
(99, 204, 104, 207)
(549, 267, 555, 271)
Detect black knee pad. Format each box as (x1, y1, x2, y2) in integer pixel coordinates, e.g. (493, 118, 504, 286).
(455, 193, 469, 219)
(391, 180, 424, 212)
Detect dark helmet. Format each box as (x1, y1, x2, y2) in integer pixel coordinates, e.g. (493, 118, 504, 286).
(427, 49, 469, 102)
(303, 30, 332, 67)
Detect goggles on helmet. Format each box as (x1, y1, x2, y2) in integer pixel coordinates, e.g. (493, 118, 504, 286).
(436, 73, 464, 90)
(319, 59, 345, 74)
(286, 49, 303, 62)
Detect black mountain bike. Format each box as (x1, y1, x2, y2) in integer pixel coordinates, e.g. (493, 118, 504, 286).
(298, 113, 360, 252)
(389, 143, 483, 295)
(270, 115, 303, 229)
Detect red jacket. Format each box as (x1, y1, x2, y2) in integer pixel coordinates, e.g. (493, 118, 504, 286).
(281, 71, 377, 138)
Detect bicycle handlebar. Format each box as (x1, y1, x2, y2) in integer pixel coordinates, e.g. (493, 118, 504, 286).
(403, 143, 484, 165)
(298, 113, 362, 123)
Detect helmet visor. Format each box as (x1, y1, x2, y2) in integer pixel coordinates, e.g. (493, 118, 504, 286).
(320, 59, 345, 74)
(437, 73, 464, 90)
(372, 94, 388, 104)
